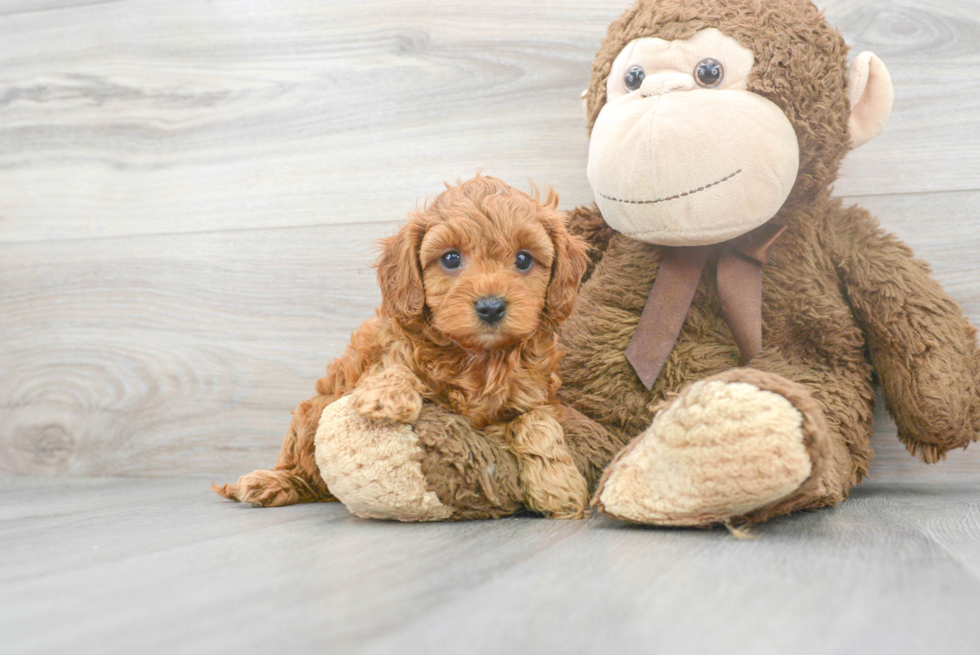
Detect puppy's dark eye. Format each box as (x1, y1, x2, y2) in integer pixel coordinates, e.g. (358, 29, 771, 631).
(440, 251, 462, 270)
(695, 58, 724, 88)
(515, 251, 533, 271)
(624, 65, 645, 92)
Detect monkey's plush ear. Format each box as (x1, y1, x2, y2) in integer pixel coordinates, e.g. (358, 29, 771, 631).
(581, 89, 590, 123)
(847, 52, 894, 148)
(376, 217, 426, 322)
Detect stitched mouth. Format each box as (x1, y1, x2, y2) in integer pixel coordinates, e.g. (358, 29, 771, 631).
(599, 169, 742, 206)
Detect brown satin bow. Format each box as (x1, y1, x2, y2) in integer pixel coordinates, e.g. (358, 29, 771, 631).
(625, 222, 787, 390)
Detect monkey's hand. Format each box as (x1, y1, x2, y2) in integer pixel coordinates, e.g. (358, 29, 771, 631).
(835, 206, 980, 463)
(500, 407, 590, 519)
(348, 365, 425, 424)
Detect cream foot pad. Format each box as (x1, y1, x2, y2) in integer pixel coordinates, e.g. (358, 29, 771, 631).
(315, 395, 453, 522)
(595, 376, 813, 526)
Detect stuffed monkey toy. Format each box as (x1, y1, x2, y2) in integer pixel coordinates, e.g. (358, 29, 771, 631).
(562, 0, 980, 526)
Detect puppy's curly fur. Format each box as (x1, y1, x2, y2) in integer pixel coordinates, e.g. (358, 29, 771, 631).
(214, 175, 591, 518)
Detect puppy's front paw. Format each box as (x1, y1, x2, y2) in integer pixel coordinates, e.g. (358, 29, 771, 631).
(350, 387, 423, 423)
(504, 407, 591, 519)
(349, 366, 424, 423)
(524, 462, 590, 520)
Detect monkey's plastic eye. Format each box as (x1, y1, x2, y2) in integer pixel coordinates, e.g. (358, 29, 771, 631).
(440, 251, 462, 270)
(624, 65, 645, 91)
(515, 251, 533, 271)
(695, 59, 724, 88)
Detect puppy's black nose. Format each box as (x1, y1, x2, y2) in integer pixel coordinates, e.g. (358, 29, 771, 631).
(474, 296, 507, 324)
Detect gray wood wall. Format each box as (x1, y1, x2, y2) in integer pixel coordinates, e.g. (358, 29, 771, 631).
(2, 0, 978, 481)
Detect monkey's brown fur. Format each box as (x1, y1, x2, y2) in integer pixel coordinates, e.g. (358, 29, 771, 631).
(214, 175, 590, 519)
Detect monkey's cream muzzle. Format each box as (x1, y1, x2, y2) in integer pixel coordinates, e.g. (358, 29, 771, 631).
(588, 88, 799, 246)
(586, 29, 800, 247)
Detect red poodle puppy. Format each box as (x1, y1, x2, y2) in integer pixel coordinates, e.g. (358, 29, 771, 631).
(215, 175, 591, 518)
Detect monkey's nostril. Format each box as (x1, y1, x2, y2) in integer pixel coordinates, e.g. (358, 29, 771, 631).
(474, 297, 507, 324)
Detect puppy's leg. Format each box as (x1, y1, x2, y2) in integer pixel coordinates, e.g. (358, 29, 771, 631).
(213, 392, 337, 506)
(503, 407, 590, 519)
(212, 469, 328, 507)
(348, 365, 425, 424)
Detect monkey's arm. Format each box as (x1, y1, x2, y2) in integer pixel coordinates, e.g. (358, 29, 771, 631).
(566, 204, 616, 277)
(833, 205, 980, 463)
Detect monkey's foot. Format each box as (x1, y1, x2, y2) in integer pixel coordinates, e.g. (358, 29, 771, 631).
(315, 395, 454, 522)
(594, 369, 829, 527)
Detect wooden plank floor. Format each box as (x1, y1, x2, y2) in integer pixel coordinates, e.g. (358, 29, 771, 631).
(3, 476, 980, 655)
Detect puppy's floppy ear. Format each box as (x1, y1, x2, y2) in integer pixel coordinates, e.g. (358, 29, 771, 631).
(376, 213, 426, 322)
(542, 209, 590, 324)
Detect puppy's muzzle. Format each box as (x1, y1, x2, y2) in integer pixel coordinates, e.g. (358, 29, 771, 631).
(474, 296, 507, 324)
